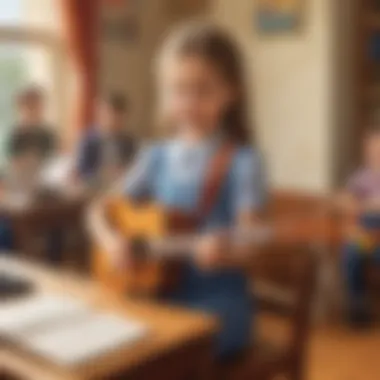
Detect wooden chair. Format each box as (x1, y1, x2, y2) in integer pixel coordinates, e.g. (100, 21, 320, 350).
(217, 243, 318, 380)
(11, 194, 89, 272)
(366, 263, 380, 319)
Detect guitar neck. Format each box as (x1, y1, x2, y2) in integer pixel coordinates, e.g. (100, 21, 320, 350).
(149, 226, 273, 258)
(149, 236, 198, 258)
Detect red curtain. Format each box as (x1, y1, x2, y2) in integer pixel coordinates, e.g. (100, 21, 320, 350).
(61, 0, 100, 130)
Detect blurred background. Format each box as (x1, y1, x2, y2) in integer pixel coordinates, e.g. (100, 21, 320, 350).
(0, 0, 357, 189)
(1, 1, 379, 380)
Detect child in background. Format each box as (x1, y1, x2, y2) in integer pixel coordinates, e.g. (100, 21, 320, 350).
(7, 85, 56, 177)
(75, 93, 137, 189)
(341, 125, 380, 326)
(89, 22, 266, 358)
(0, 85, 56, 253)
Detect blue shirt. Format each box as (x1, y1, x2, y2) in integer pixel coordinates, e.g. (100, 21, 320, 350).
(124, 138, 266, 224)
(76, 128, 136, 181)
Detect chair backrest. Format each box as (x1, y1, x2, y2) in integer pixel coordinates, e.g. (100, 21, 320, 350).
(12, 196, 88, 270)
(251, 242, 318, 366)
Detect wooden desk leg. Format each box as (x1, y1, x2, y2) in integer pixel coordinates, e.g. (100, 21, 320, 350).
(193, 338, 215, 380)
(109, 336, 215, 380)
(196, 344, 215, 380)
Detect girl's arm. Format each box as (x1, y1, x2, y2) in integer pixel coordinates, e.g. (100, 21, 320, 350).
(336, 190, 361, 217)
(336, 189, 380, 221)
(86, 146, 159, 267)
(195, 211, 264, 270)
(361, 197, 380, 213)
(87, 181, 129, 267)
(339, 170, 380, 214)
(194, 148, 267, 270)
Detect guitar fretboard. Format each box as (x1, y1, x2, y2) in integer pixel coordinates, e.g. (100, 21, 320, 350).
(149, 226, 273, 258)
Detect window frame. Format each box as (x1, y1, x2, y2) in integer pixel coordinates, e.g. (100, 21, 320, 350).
(0, 25, 69, 132)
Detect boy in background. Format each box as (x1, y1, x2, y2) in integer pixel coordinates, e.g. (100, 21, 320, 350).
(0, 85, 56, 253)
(75, 93, 137, 189)
(341, 125, 380, 326)
(7, 85, 56, 177)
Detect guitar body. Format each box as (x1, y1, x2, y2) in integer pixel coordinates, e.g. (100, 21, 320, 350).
(93, 142, 236, 296)
(92, 198, 197, 296)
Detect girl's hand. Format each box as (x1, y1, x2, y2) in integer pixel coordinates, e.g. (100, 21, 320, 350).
(363, 197, 380, 212)
(194, 233, 229, 271)
(107, 234, 131, 270)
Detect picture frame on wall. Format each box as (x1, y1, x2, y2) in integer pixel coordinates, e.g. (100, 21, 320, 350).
(255, 0, 305, 34)
(101, 0, 141, 43)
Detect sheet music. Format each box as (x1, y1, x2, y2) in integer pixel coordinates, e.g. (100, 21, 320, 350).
(0, 293, 148, 366)
(22, 313, 147, 366)
(0, 294, 88, 336)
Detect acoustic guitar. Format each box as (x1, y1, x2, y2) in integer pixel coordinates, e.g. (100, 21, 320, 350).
(92, 143, 236, 296)
(92, 199, 202, 296)
(92, 195, 281, 296)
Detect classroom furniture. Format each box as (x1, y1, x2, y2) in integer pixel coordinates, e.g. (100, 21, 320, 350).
(367, 263, 380, 298)
(269, 191, 380, 320)
(267, 192, 342, 321)
(1, 257, 217, 380)
(217, 243, 317, 380)
(0, 190, 90, 272)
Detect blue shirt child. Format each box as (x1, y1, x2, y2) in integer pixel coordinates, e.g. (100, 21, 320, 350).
(123, 137, 266, 357)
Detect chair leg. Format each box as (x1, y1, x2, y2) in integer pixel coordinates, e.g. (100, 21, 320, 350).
(289, 362, 305, 380)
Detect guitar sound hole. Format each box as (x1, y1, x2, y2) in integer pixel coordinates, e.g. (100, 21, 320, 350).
(130, 237, 149, 261)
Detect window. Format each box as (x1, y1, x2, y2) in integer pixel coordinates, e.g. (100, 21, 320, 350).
(0, 0, 66, 166)
(0, 1, 23, 25)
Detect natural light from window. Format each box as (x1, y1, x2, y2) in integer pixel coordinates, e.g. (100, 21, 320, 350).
(0, 0, 63, 166)
(0, 0, 23, 25)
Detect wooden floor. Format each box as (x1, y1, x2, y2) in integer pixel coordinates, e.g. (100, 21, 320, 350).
(258, 315, 380, 380)
(307, 325, 380, 380)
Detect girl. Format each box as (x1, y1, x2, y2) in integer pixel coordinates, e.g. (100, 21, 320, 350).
(89, 22, 267, 357)
(0, 86, 56, 255)
(341, 125, 380, 326)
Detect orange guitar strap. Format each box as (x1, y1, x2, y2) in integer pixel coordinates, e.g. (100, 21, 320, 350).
(197, 142, 236, 221)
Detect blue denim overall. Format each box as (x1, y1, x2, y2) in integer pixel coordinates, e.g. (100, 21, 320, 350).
(124, 138, 266, 356)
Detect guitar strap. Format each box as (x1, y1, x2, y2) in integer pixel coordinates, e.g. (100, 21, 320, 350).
(197, 142, 236, 221)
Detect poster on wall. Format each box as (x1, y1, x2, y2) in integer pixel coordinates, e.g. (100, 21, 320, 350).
(101, 0, 141, 43)
(255, 0, 304, 34)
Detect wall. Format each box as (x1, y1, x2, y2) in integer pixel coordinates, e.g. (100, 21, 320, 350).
(99, 0, 209, 137)
(211, 0, 334, 193)
(100, 0, 338, 193)
(21, 0, 68, 133)
(99, 1, 169, 136)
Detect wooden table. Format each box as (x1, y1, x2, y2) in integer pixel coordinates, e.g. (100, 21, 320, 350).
(0, 257, 217, 380)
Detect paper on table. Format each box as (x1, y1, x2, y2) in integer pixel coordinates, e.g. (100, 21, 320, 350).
(21, 313, 148, 366)
(0, 294, 88, 335)
(0, 293, 148, 367)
